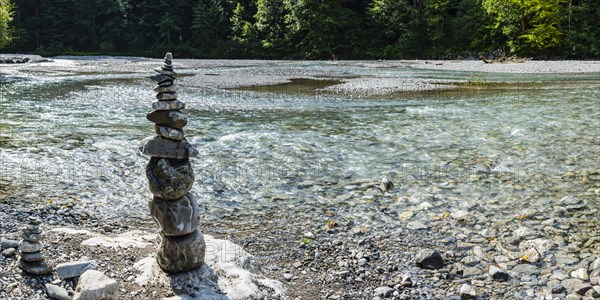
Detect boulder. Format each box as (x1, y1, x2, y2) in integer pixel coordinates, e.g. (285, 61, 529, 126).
(73, 270, 118, 300)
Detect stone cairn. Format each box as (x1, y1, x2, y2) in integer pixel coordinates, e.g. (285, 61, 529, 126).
(19, 216, 51, 275)
(140, 52, 206, 273)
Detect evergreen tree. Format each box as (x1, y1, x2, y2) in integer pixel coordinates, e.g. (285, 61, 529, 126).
(0, 0, 14, 48)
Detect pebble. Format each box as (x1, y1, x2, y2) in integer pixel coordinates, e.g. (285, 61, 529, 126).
(374, 286, 394, 298)
(1, 248, 16, 257)
(415, 249, 444, 269)
(489, 265, 509, 282)
(45, 283, 69, 300)
(459, 283, 476, 299)
(283, 273, 293, 281)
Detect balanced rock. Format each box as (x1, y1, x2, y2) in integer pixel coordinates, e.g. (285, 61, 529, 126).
(154, 84, 178, 93)
(18, 217, 51, 275)
(154, 68, 176, 77)
(155, 125, 184, 140)
(146, 110, 188, 129)
(145, 157, 194, 199)
(156, 92, 178, 101)
(19, 259, 51, 275)
(139, 136, 198, 159)
(22, 232, 43, 243)
(151, 74, 174, 83)
(21, 251, 44, 262)
(157, 229, 206, 273)
(152, 100, 185, 111)
(20, 240, 42, 253)
(157, 79, 174, 87)
(150, 193, 200, 236)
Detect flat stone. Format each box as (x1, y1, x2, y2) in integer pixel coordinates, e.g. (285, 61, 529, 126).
(19, 240, 42, 253)
(157, 79, 174, 87)
(1, 238, 18, 249)
(156, 92, 178, 101)
(21, 251, 44, 262)
(407, 221, 428, 230)
(146, 110, 188, 129)
(22, 232, 43, 242)
(139, 136, 198, 159)
(28, 216, 42, 225)
(146, 157, 194, 199)
(155, 125, 184, 141)
(415, 249, 444, 269)
(150, 74, 174, 83)
(1, 247, 16, 257)
(151, 100, 185, 111)
(73, 270, 118, 300)
(460, 283, 477, 299)
(19, 258, 52, 275)
(154, 67, 177, 77)
(157, 229, 205, 273)
(45, 283, 69, 300)
(55, 260, 98, 279)
(489, 265, 509, 282)
(23, 226, 42, 234)
(154, 84, 178, 93)
(150, 193, 200, 236)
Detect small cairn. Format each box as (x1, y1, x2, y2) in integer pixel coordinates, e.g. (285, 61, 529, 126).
(140, 52, 205, 273)
(19, 216, 51, 275)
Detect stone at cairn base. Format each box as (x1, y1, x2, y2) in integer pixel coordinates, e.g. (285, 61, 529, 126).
(19, 259, 52, 275)
(157, 229, 206, 273)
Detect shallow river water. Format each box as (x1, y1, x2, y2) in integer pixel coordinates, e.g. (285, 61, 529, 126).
(1, 58, 599, 230)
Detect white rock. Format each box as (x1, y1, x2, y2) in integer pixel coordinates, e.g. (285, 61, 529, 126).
(571, 268, 589, 281)
(81, 230, 154, 249)
(133, 234, 285, 300)
(460, 283, 476, 299)
(73, 270, 118, 300)
(374, 286, 393, 297)
(591, 257, 600, 270)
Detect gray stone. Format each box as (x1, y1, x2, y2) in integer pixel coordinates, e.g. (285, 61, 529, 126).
(591, 286, 600, 298)
(283, 273, 293, 281)
(139, 136, 198, 159)
(21, 251, 43, 262)
(380, 176, 393, 193)
(374, 286, 393, 298)
(489, 265, 509, 282)
(151, 100, 185, 111)
(400, 274, 412, 287)
(157, 79, 174, 87)
(21, 232, 43, 243)
(45, 283, 69, 300)
(591, 257, 600, 270)
(154, 67, 176, 77)
(19, 258, 52, 275)
(1, 248, 16, 257)
(155, 125, 184, 141)
(552, 283, 565, 293)
(19, 240, 42, 253)
(55, 260, 98, 279)
(407, 221, 428, 230)
(146, 158, 194, 199)
(28, 216, 42, 225)
(562, 278, 592, 295)
(460, 283, 476, 299)
(147, 110, 188, 129)
(154, 84, 178, 93)
(151, 74, 174, 83)
(415, 249, 444, 269)
(1, 238, 19, 249)
(73, 270, 118, 300)
(23, 226, 42, 234)
(150, 193, 200, 236)
(157, 229, 206, 273)
(156, 92, 178, 101)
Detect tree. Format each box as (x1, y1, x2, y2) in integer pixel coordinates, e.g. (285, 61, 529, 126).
(192, 0, 228, 54)
(254, 0, 287, 55)
(230, 2, 259, 56)
(0, 0, 14, 48)
(482, 0, 565, 55)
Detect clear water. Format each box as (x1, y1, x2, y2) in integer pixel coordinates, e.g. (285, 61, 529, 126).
(1, 59, 599, 227)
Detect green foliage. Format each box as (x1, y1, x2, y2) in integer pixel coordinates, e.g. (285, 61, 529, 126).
(3, 0, 598, 58)
(0, 0, 14, 48)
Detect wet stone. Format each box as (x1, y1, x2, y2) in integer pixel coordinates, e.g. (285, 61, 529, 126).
(150, 193, 200, 236)
(157, 229, 206, 273)
(146, 110, 188, 129)
(155, 125, 184, 141)
(150, 74, 174, 83)
(156, 92, 178, 101)
(139, 136, 198, 159)
(145, 157, 194, 199)
(151, 100, 185, 111)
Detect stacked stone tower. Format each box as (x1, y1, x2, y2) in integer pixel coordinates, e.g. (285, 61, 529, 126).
(19, 217, 51, 275)
(140, 52, 205, 273)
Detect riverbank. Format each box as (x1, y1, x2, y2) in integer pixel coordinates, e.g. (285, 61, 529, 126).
(1, 57, 599, 299)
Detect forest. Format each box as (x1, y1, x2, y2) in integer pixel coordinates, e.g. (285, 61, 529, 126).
(0, 0, 599, 59)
